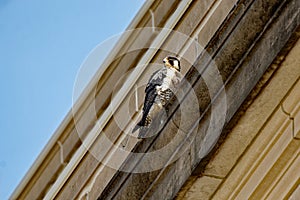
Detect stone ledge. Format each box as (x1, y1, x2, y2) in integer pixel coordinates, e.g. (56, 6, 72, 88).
(178, 21, 300, 200)
(97, 0, 300, 199)
(12, 0, 300, 199)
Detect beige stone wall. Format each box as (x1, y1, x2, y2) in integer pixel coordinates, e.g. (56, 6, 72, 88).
(176, 38, 300, 200)
(11, 0, 300, 199)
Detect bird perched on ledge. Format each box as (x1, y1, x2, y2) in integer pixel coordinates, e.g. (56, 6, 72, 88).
(132, 56, 181, 136)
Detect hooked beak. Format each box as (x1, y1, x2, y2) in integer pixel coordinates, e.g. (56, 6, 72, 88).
(163, 57, 168, 64)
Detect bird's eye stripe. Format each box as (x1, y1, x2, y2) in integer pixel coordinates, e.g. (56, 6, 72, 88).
(168, 56, 177, 60)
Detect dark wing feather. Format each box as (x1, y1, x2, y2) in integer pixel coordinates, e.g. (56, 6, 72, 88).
(139, 85, 157, 125)
(141, 68, 166, 125)
(132, 68, 166, 132)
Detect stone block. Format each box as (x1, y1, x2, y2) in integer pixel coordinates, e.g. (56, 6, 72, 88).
(182, 176, 222, 200)
(24, 147, 62, 200)
(282, 78, 300, 139)
(56, 153, 99, 200)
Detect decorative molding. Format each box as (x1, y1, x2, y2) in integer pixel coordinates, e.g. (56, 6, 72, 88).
(177, 33, 300, 200)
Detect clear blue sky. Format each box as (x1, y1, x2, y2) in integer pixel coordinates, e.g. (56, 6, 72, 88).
(0, 0, 144, 199)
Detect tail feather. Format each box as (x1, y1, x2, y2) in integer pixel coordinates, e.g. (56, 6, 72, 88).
(132, 115, 150, 133)
(132, 121, 142, 133)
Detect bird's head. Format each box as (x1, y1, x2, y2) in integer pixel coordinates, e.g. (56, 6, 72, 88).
(163, 56, 181, 72)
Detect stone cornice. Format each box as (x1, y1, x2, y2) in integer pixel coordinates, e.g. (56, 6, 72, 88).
(97, 0, 300, 199)
(10, 0, 300, 199)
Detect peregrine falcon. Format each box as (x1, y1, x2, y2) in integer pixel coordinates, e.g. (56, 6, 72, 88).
(132, 56, 181, 136)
